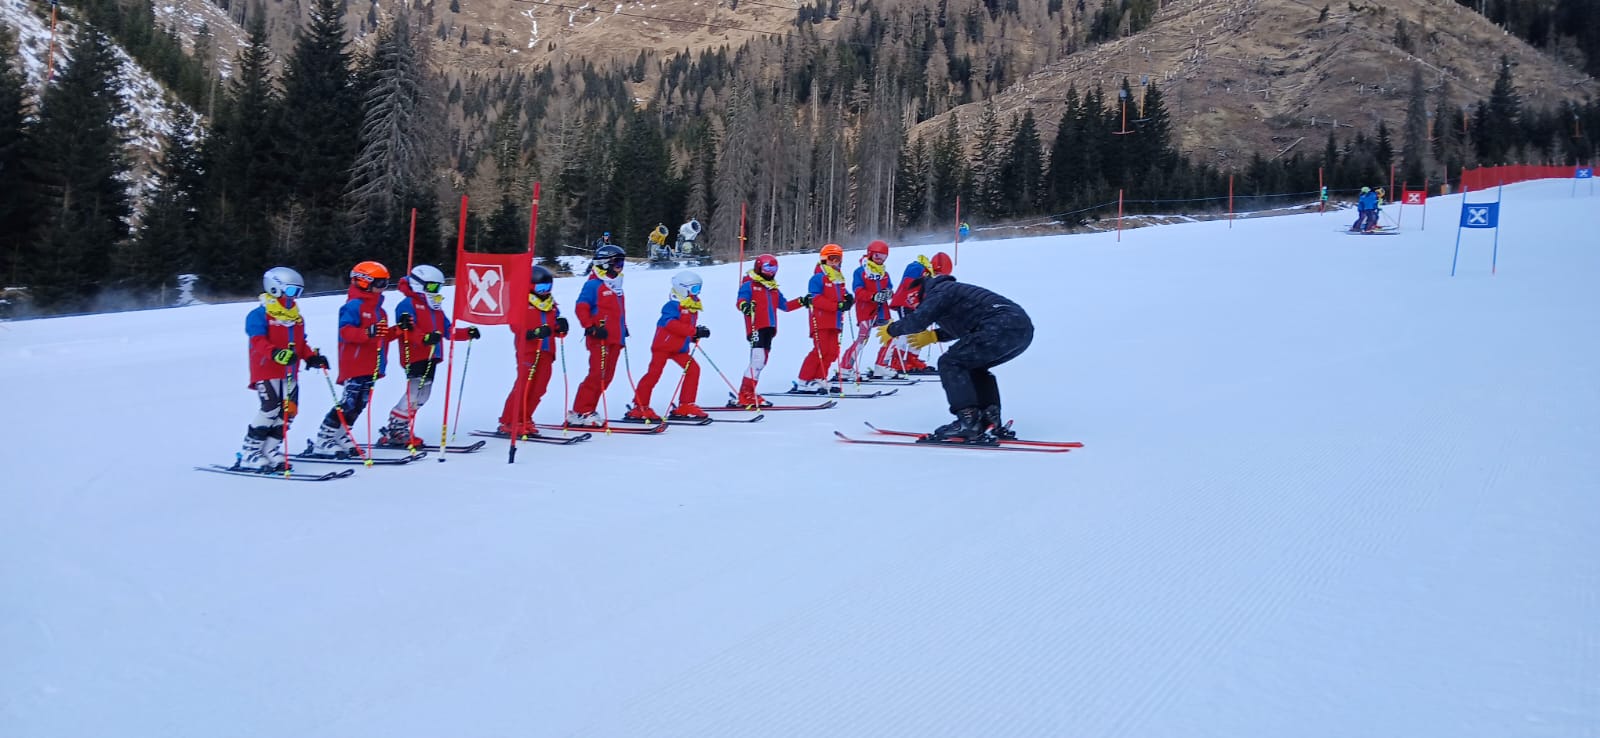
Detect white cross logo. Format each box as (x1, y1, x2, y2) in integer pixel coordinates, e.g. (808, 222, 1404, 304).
(1405, 192, 1422, 204)
(1466, 207, 1490, 226)
(467, 266, 503, 315)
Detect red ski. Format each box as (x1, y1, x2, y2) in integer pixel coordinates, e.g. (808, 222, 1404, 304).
(534, 422, 666, 435)
(833, 431, 1071, 453)
(705, 395, 837, 412)
(862, 421, 1083, 448)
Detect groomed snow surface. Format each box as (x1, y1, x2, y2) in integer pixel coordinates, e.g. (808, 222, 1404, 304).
(3, 180, 1596, 737)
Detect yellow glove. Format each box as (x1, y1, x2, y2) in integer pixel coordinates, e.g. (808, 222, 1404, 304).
(875, 324, 893, 346)
(907, 330, 939, 349)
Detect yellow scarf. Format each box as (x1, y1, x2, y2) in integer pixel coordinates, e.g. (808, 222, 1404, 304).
(528, 292, 554, 311)
(748, 271, 779, 289)
(679, 295, 702, 312)
(916, 255, 933, 276)
(261, 293, 302, 324)
(863, 259, 887, 277)
(820, 262, 845, 284)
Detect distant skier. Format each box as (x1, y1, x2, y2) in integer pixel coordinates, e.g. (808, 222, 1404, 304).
(877, 273, 1033, 444)
(883, 251, 953, 373)
(594, 231, 615, 252)
(958, 222, 971, 241)
(498, 265, 568, 436)
(1352, 187, 1378, 232)
(793, 243, 854, 394)
(568, 244, 628, 427)
(677, 218, 702, 254)
(378, 264, 479, 449)
(312, 261, 397, 457)
(627, 271, 711, 421)
(237, 267, 330, 471)
(838, 239, 898, 381)
(734, 253, 802, 407)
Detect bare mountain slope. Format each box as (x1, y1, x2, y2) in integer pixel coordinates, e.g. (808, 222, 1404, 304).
(913, 0, 1597, 166)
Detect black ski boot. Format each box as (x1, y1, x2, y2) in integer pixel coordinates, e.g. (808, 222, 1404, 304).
(981, 405, 1017, 440)
(922, 407, 997, 445)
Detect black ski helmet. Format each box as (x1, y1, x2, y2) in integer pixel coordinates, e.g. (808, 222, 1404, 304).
(593, 244, 626, 276)
(532, 264, 555, 286)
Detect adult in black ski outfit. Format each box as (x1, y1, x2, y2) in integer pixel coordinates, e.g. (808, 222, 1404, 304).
(878, 274, 1033, 443)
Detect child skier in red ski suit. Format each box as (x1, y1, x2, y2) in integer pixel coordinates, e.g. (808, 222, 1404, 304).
(626, 271, 711, 421)
(734, 253, 801, 407)
(882, 251, 953, 373)
(839, 239, 896, 381)
(499, 265, 568, 436)
(379, 264, 479, 448)
(569, 245, 628, 427)
(312, 261, 399, 458)
(793, 243, 854, 393)
(238, 266, 330, 471)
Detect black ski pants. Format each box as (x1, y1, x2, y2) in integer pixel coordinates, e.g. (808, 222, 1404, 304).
(937, 310, 1034, 414)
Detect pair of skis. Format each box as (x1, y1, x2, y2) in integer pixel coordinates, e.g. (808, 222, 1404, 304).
(834, 422, 1082, 454)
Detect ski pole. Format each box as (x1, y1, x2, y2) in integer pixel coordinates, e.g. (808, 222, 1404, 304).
(437, 329, 457, 462)
(398, 323, 415, 452)
(598, 339, 611, 435)
(282, 338, 298, 478)
(318, 367, 363, 462)
(360, 318, 389, 467)
(692, 343, 749, 406)
(558, 330, 571, 437)
(450, 336, 473, 443)
(509, 342, 541, 464)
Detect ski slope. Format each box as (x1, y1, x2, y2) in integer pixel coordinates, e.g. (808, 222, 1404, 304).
(3, 181, 1597, 737)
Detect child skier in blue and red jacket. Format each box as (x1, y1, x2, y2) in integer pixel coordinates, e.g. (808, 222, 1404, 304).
(793, 243, 854, 394)
(735, 253, 801, 407)
(237, 266, 330, 471)
(627, 271, 711, 421)
(499, 265, 568, 436)
(882, 251, 952, 373)
(377, 264, 479, 448)
(311, 261, 398, 457)
(568, 245, 629, 427)
(839, 239, 896, 381)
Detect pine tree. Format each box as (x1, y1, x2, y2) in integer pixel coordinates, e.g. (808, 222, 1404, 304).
(1400, 66, 1428, 187)
(280, 0, 363, 273)
(1483, 54, 1521, 164)
(1045, 87, 1083, 212)
(894, 135, 929, 229)
(1138, 80, 1173, 168)
(930, 112, 965, 223)
(609, 109, 671, 254)
(201, 9, 279, 293)
(0, 26, 34, 290)
(972, 101, 1006, 218)
(348, 12, 440, 242)
(1374, 120, 1394, 177)
(121, 115, 205, 300)
(1000, 109, 1043, 216)
(27, 30, 131, 310)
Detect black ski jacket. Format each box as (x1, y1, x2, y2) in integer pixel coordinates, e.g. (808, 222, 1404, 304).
(886, 275, 1030, 341)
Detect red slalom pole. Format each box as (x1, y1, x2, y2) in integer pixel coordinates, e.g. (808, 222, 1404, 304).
(406, 208, 417, 272)
(1116, 189, 1124, 242)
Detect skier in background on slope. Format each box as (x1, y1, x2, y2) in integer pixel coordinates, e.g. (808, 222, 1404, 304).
(734, 253, 802, 407)
(377, 264, 479, 449)
(878, 272, 1033, 444)
(793, 243, 855, 394)
(838, 239, 899, 381)
(1351, 186, 1378, 232)
(958, 222, 971, 241)
(237, 267, 330, 471)
(498, 265, 568, 437)
(568, 244, 629, 427)
(594, 231, 616, 252)
(883, 251, 953, 374)
(627, 271, 711, 421)
(311, 261, 397, 458)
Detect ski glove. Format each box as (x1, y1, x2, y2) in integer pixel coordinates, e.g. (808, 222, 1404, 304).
(907, 330, 940, 350)
(555, 317, 570, 335)
(585, 325, 608, 340)
(366, 324, 386, 338)
(738, 300, 755, 317)
(527, 326, 552, 340)
(838, 293, 855, 311)
(463, 326, 481, 340)
(797, 294, 813, 308)
(396, 312, 414, 330)
(874, 325, 894, 346)
(694, 326, 711, 340)
(873, 289, 891, 304)
(422, 331, 443, 345)
(304, 353, 331, 370)
(272, 348, 296, 365)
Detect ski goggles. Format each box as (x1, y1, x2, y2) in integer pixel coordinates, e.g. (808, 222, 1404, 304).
(417, 280, 444, 295)
(759, 263, 779, 275)
(533, 282, 553, 295)
(355, 276, 390, 290)
(684, 283, 702, 295)
(601, 256, 626, 271)
(282, 284, 304, 298)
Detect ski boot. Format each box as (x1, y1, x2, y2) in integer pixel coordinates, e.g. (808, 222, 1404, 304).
(981, 405, 1017, 440)
(792, 379, 827, 395)
(668, 403, 709, 420)
(566, 410, 604, 428)
(870, 364, 907, 380)
(497, 421, 538, 438)
(376, 416, 423, 449)
(312, 421, 361, 459)
(624, 404, 661, 422)
(922, 408, 997, 445)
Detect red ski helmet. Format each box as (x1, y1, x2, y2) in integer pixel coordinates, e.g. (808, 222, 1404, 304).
(930, 252, 953, 276)
(754, 254, 779, 277)
(866, 240, 890, 263)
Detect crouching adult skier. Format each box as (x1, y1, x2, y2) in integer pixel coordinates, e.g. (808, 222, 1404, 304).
(877, 273, 1033, 444)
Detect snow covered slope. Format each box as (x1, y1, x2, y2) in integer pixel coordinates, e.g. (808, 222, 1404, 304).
(3, 181, 1597, 737)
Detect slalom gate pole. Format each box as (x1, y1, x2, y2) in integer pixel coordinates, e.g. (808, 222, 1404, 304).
(1450, 185, 1469, 277)
(1491, 182, 1503, 276)
(437, 331, 457, 461)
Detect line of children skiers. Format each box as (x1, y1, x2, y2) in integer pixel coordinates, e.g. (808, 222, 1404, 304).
(235, 243, 963, 471)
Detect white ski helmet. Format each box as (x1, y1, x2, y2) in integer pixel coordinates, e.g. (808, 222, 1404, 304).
(406, 264, 447, 306)
(263, 266, 305, 300)
(671, 270, 703, 302)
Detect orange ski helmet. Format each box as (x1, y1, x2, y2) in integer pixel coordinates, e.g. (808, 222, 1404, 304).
(820, 243, 844, 262)
(350, 261, 390, 291)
